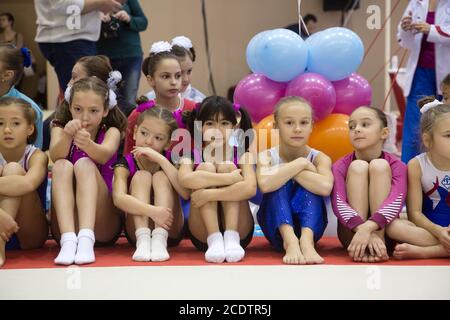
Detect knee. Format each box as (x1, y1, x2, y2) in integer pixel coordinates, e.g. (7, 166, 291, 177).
(348, 160, 369, 176)
(216, 162, 237, 173)
(132, 170, 152, 184)
(196, 162, 216, 173)
(369, 159, 391, 176)
(2, 162, 26, 176)
(152, 171, 170, 188)
(73, 157, 96, 176)
(52, 159, 73, 175)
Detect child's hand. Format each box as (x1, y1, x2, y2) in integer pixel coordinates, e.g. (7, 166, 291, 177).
(368, 233, 388, 261)
(149, 207, 173, 231)
(436, 226, 450, 252)
(348, 228, 372, 261)
(297, 157, 317, 173)
(132, 146, 163, 164)
(64, 119, 82, 137)
(0, 211, 19, 242)
(190, 189, 210, 208)
(230, 169, 244, 184)
(73, 128, 91, 150)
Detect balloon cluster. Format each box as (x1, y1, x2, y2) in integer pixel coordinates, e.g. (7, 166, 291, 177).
(235, 27, 372, 162)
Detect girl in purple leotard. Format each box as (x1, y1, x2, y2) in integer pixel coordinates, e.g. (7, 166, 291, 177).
(49, 76, 127, 266)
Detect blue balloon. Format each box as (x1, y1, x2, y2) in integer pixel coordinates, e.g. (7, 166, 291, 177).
(307, 27, 364, 81)
(254, 29, 308, 82)
(246, 31, 270, 73)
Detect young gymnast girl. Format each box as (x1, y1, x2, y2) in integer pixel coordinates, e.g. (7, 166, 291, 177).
(50, 76, 127, 265)
(124, 41, 196, 154)
(391, 98, 450, 259)
(332, 106, 409, 262)
(0, 97, 48, 267)
(113, 104, 189, 262)
(145, 36, 205, 103)
(178, 96, 256, 263)
(256, 97, 333, 265)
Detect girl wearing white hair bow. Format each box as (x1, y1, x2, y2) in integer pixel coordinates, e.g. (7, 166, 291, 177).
(49, 76, 127, 265)
(124, 40, 197, 154)
(386, 94, 450, 259)
(145, 36, 206, 104)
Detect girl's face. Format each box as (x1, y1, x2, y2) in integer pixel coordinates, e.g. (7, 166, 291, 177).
(348, 108, 389, 151)
(69, 63, 88, 86)
(0, 105, 34, 149)
(133, 117, 170, 152)
(0, 16, 12, 31)
(424, 114, 450, 160)
(147, 58, 182, 100)
(70, 90, 108, 132)
(179, 56, 193, 93)
(275, 102, 313, 148)
(202, 112, 234, 148)
(441, 83, 450, 104)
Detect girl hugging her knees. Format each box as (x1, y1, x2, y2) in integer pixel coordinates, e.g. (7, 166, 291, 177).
(113, 106, 189, 262)
(256, 97, 333, 265)
(178, 96, 257, 263)
(0, 97, 48, 267)
(50, 76, 127, 265)
(332, 106, 410, 262)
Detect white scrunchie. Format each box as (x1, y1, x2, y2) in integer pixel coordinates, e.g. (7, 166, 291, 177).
(150, 41, 172, 54)
(107, 70, 122, 91)
(64, 84, 117, 110)
(171, 36, 193, 49)
(421, 99, 443, 114)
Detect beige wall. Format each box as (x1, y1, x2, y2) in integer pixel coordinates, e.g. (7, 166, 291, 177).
(2, 0, 410, 111)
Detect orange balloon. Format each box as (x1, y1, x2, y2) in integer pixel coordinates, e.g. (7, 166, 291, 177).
(255, 114, 279, 152)
(309, 113, 353, 163)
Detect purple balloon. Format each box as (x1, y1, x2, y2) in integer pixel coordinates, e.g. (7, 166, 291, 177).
(285, 73, 336, 121)
(234, 73, 286, 122)
(332, 73, 372, 115)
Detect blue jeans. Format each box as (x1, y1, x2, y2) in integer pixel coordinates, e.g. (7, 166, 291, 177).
(401, 67, 438, 164)
(38, 40, 97, 92)
(110, 56, 143, 106)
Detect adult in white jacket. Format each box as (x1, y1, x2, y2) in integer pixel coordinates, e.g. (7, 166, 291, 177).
(397, 0, 450, 163)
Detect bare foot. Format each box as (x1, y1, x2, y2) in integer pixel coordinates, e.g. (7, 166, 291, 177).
(299, 239, 324, 264)
(0, 239, 6, 267)
(393, 243, 425, 259)
(283, 240, 306, 265)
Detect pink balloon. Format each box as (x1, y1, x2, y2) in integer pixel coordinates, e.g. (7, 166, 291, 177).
(285, 73, 336, 122)
(332, 73, 372, 115)
(234, 73, 286, 122)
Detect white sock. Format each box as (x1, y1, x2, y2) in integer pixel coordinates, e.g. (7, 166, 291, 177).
(151, 227, 170, 262)
(224, 230, 245, 263)
(54, 232, 77, 265)
(74, 228, 95, 265)
(205, 232, 225, 263)
(133, 228, 151, 262)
